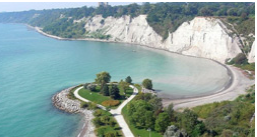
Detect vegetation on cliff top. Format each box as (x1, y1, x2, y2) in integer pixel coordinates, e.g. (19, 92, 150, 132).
(0, 2, 254, 40)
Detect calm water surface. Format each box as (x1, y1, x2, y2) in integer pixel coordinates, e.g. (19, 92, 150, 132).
(0, 24, 230, 136)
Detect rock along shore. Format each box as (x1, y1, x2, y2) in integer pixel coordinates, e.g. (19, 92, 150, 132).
(52, 86, 96, 137)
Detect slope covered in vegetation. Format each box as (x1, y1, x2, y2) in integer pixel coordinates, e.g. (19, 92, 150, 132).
(0, 2, 254, 39)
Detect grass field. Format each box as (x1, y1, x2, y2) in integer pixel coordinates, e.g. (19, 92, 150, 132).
(77, 84, 133, 106)
(78, 87, 110, 104)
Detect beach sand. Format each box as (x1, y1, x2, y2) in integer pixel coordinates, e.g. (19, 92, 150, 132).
(163, 65, 254, 110)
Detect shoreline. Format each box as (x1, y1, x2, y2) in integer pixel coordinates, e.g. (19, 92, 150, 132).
(52, 86, 96, 137)
(40, 23, 255, 136)
(163, 65, 254, 109)
(34, 25, 254, 104)
(31, 25, 244, 99)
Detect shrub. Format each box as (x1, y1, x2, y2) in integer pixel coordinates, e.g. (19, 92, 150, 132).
(102, 100, 120, 107)
(232, 53, 248, 65)
(94, 109, 103, 117)
(104, 131, 119, 137)
(87, 84, 96, 91)
(87, 102, 97, 110)
(67, 91, 76, 100)
(84, 83, 90, 89)
(93, 117, 103, 128)
(80, 102, 89, 108)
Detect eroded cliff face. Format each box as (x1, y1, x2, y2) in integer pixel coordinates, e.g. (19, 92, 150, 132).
(82, 15, 243, 63)
(84, 15, 164, 48)
(248, 41, 255, 63)
(164, 17, 242, 62)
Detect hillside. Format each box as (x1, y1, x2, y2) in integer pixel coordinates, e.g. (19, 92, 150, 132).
(0, 2, 255, 63)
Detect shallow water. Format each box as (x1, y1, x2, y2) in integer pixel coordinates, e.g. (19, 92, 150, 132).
(0, 24, 230, 136)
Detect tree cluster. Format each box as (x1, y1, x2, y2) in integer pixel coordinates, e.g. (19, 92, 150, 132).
(127, 93, 207, 136)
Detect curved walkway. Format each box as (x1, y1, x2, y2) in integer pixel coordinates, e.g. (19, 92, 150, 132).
(74, 85, 138, 137)
(74, 86, 106, 110)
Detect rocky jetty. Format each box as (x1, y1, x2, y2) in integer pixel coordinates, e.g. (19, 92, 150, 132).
(52, 86, 96, 137)
(52, 86, 81, 113)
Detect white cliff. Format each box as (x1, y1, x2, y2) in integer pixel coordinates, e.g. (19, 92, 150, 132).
(82, 15, 242, 63)
(248, 41, 255, 63)
(164, 17, 242, 62)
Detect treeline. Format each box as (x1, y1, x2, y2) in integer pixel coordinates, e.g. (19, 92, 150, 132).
(0, 2, 255, 39)
(123, 84, 255, 137)
(61, 2, 255, 39)
(123, 93, 205, 136)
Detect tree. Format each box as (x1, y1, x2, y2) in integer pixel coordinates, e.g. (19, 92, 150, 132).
(155, 112, 171, 133)
(149, 97, 163, 113)
(125, 76, 132, 84)
(200, 7, 213, 16)
(144, 111, 155, 129)
(165, 104, 175, 121)
(227, 8, 237, 16)
(95, 71, 111, 88)
(119, 79, 130, 95)
(109, 84, 120, 99)
(179, 109, 204, 136)
(142, 79, 153, 89)
(129, 100, 155, 128)
(101, 84, 109, 96)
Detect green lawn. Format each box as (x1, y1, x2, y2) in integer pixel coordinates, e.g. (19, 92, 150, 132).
(122, 102, 162, 137)
(77, 85, 133, 105)
(78, 87, 110, 104)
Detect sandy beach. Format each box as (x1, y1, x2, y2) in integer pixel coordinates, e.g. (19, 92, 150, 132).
(77, 110, 95, 137)
(163, 65, 254, 110)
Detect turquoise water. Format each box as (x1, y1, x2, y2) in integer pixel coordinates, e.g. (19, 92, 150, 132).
(0, 24, 230, 136)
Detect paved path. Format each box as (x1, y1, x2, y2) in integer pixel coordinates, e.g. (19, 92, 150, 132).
(74, 86, 106, 110)
(110, 85, 138, 137)
(74, 85, 138, 137)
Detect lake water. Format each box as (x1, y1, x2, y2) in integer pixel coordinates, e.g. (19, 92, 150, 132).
(0, 24, 230, 136)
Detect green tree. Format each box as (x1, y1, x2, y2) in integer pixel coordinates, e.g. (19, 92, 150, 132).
(180, 109, 203, 136)
(155, 112, 171, 132)
(142, 79, 153, 89)
(101, 84, 109, 96)
(119, 79, 130, 95)
(149, 97, 163, 113)
(144, 111, 155, 129)
(128, 100, 155, 128)
(165, 103, 175, 120)
(109, 84, 120, 99)
(87, 84, 96, 91)
(125, 76, 132, 84)
(93, 117, 103, 127)
(95, 71, 111, 88)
